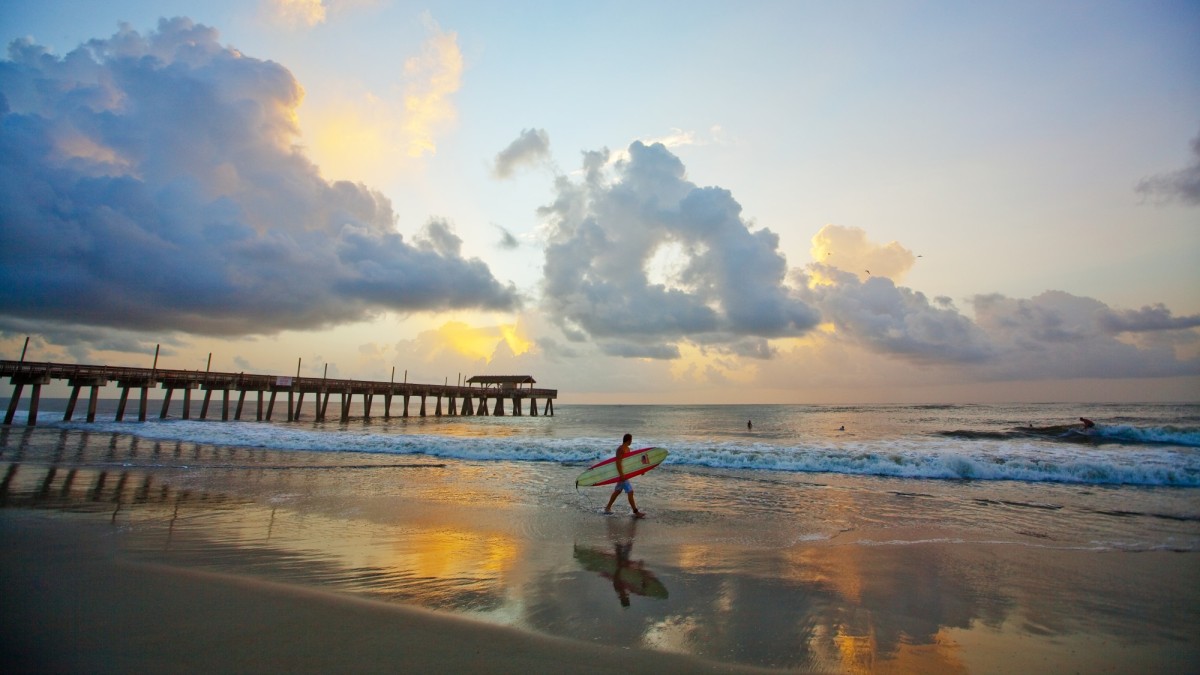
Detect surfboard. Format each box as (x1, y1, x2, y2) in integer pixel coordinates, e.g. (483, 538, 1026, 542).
(575, 447, 668, 488)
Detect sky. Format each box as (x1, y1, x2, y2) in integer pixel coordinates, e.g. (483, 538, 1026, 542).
(1, 0, 1198, 404)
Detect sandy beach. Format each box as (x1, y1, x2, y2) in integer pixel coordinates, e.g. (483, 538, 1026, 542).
(1, 512, 770, 674)
(2, 422, 1198, 673)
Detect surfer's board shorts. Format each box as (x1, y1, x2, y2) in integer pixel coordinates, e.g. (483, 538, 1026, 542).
(612, 479, 633, 493)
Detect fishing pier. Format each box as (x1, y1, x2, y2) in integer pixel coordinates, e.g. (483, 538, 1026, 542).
(1, 360, 556, 426)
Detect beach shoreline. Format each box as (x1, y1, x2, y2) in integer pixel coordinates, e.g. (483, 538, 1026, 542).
(2, 419, 1198, 672)
(0, 511, 774, 674)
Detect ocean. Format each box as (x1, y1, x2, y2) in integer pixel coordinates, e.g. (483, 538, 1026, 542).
(3, 400, 1199, 670)
(4, 400, 1199, 546)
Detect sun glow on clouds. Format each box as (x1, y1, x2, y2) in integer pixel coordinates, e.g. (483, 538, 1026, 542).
(669, 343, 759, 386)
(266, 0, 327, 28)
(810, 224, 916, 283)
(402, 17, 462, 158)
(301, 15, 461, 184)
(428, 321, 532, 364)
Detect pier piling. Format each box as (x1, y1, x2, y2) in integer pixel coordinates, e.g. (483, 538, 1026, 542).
(2, 361, 556, 425)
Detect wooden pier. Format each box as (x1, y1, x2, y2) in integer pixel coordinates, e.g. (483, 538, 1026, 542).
(1, 360, 556, 426)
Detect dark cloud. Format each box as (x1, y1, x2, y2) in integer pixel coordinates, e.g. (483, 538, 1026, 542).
(1098, 304, 1200, 333)
(970, 291, 1199, 379)
(0, 317, 181, 362)
(1136, 130, 1200, 205)
(540, 141, 820, 358)
(803, 266, 994, 364)
(492, 128, 550, 179)
(0, 19, 517, 337)
(493, 224, 519, 250)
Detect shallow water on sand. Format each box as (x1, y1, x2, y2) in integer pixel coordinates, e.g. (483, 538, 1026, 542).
(2, 424, 1198, 672)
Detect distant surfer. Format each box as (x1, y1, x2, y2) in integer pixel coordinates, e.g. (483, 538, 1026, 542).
(604, 433, 644, 517)
(1080, 417, 1095, 430)
(747, 420, 752, 431)
(838, 425, 845, 432)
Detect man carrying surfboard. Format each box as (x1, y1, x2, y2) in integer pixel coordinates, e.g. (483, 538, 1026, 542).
(604, 433, 644, 517)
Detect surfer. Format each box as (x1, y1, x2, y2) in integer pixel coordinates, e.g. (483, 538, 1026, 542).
(747, 420, 752, 431)
(604, 433, 644, 517)
(1080, 417, 1095, 430)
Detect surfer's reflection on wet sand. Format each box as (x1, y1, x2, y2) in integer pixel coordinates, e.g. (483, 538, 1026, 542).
(573, 517, 669, 607)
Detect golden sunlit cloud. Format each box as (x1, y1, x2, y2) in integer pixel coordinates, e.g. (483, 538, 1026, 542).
(811, 224, 916, 282)
(423, 321, 532, 364)
(265, 0, 327, 28)
(300, 15, 462, 183)
(498, 323, 533, 357)
(402, 15, 462, 157)
(668, 343, 759, 385)
(53, 132, 130, 173)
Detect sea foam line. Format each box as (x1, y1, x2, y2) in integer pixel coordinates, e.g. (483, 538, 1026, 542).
(39, 419, 1200, 487)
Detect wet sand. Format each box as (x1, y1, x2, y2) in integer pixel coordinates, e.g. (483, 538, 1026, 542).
(1, 513, 768, 674)
(2, 427, 1198, 672)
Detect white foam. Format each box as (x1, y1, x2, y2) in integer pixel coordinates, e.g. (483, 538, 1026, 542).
(40, 418, 1200, 487)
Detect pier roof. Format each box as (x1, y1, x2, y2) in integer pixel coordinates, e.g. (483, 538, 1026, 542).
(466, 375, 536, 385)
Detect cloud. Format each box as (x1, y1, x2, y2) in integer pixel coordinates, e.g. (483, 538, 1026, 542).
(1097, 304, 1200, 333)
(1136, 129, 1200, 205)
(532, 139, 1198, 387)
(401, 14, 461, 158)
(0, 318, 175, 363)
(802, 266, 993, 364)
(493, 224, 520, 250)
(394, 320, 532, 366)
(970, 291, 1199, 379)
(540, 141, 821, 358)
(0, 18, 516, 337)
(265, 0, 327, 28)
(810, 224, 917, 282)
(492, 128, 550, 179)
(301, 16, 461, 184)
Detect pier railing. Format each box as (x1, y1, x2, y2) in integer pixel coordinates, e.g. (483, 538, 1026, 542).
(1, 360, 556, 426)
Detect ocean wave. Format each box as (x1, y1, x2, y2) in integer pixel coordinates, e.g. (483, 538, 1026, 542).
(34, 418, 1200, 488)
(939, 424, 1200, 447)
(675, 441, 1200, 487)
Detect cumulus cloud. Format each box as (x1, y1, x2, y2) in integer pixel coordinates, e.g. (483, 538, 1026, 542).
(300, 17, 461, 185)
(265, 0, 327, 28)
(803, 266, 993, 364)
(539, 141, 820, 358)
(810, 224, 917, 281)
(1097, 304, 1200, 333)
(0, 19, 516, 336)
(970, 291, 1199, 379)
(532, 139, 1198, 385)
(1136, 129, 1200, 205)
(492, 128, 550, 179)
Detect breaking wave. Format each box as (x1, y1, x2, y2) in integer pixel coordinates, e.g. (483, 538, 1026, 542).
(31, 417, 1200, 488)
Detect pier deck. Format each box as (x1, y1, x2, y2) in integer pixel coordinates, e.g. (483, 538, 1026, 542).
(1, 360, 556, 426)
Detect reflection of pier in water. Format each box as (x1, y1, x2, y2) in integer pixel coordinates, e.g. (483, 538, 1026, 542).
(0, 427, 511, 616)
(0, 429, 248, 520)
(2, 360, 557, 426)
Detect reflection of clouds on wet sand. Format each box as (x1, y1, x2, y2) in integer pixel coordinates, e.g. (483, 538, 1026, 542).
(525, 530, 1197, 671)
(2, 428, 1197, 672)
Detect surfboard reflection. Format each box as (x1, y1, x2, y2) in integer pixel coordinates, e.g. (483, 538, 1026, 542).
(573, 519, 668, 606)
